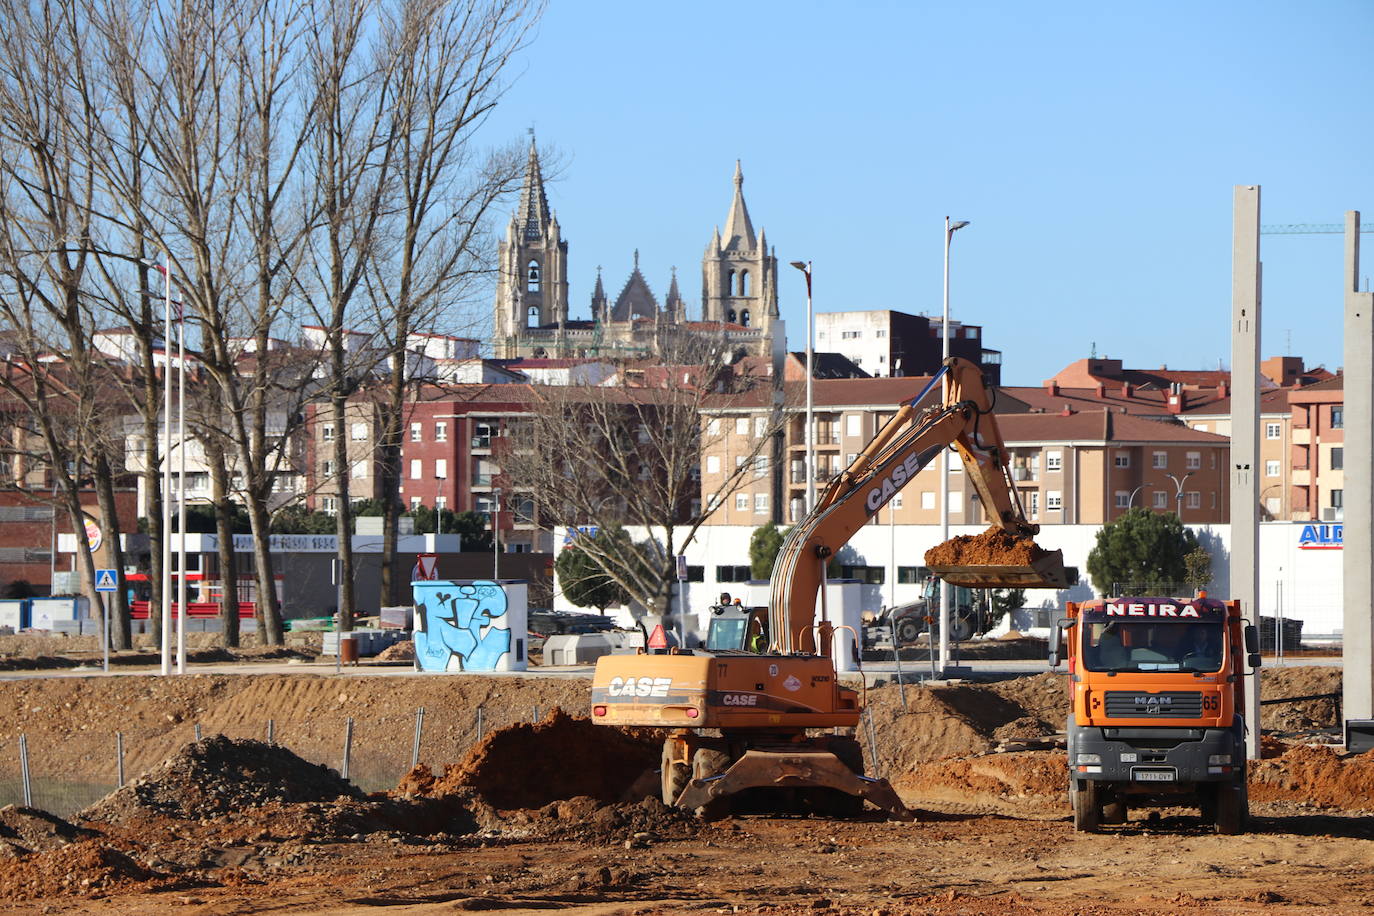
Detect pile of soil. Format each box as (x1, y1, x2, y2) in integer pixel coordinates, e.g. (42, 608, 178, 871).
(375, 640, 414, 662)
(925, 527, 1046, 566)
(397, 708, 659, 810)
(0, 805, 95, 856)
(0, 839, 169, 900)
(80, 736, 362, 824)
(1250, 744, 1374, 809)
(1260, 666, 1342, 732)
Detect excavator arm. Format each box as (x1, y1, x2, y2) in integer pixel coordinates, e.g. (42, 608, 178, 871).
(768, 357, 1066, 654)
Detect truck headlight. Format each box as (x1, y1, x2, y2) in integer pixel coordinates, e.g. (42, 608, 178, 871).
(1077, 753, 1102, 764)
(1208, 754, 1231, 765)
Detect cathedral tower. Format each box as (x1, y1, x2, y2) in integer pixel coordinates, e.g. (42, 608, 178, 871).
(702, 161, 778, 333)
(494, 140, 569, 358)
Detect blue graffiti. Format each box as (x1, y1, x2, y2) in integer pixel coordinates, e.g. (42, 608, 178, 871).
(413, 580, 513, 672)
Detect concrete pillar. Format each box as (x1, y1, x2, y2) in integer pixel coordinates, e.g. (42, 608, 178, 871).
(1229, 185, 1262, 760)
(1343, 211, 1373, 721)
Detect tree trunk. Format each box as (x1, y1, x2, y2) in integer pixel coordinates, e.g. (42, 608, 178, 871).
(92, 454, 131, 651)
(206, 439, 239, 647)
(245, 498, 284, 645)
(332, 395, 356, 630)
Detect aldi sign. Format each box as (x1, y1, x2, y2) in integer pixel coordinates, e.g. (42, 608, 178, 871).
(1298, 524, 1342, 550)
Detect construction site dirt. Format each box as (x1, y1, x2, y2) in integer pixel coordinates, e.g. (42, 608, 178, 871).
(0, 665, 1368, 915)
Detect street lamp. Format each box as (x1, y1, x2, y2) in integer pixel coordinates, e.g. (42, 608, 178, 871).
(939, 217, 969, 675)
(1128, 483, 1151, 509)
(1164, 472, 1193, 522)
(492, 486, 502, 581)
(788, 261, 814, 515)
(145, 255, 175, 677)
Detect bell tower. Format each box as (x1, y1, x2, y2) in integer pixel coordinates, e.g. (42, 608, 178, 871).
(702, 161, 777, 334)
(494, 139, 569, 357)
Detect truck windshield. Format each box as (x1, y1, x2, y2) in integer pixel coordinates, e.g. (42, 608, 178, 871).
(1082, 620, 1225, 672)
(706, 618, 748, 651)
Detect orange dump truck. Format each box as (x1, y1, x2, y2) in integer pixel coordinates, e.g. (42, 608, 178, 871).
(1050, 596, 1262, 833)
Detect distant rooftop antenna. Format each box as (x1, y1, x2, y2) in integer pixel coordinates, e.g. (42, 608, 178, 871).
(1090, 341, 1097, 359)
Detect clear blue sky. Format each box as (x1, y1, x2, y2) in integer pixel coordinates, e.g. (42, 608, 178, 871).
(479, 0, 1374, 385)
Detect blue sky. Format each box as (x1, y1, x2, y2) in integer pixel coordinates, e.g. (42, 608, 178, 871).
(479, 0, 1373, 385)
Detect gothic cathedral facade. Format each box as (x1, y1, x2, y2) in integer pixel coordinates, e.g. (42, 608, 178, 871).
(493, 143, 779, 361)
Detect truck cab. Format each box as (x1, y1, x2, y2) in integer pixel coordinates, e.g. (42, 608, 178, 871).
(1051, 595, 1261, 833)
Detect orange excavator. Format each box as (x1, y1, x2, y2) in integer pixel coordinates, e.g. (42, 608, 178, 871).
(590, 357, 1067, 818)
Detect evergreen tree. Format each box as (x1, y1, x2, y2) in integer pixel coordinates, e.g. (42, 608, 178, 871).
(1086, 508, 1199, 596)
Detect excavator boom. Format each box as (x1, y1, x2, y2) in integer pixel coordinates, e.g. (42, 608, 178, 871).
(770, 357, 1067, 654)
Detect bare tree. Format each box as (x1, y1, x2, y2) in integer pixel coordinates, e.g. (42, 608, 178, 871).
(501, 337, 783, 619)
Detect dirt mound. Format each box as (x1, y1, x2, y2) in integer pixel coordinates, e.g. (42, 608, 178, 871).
(925, 527, 1046, 566)
(397, 708, 659, 810)
(376, 640, 414, 661)
(0, 805, 95, 854)
(1250, 744, 1374, 809)
(0, 839, 167, 901)
(491, 794, 698, 844)
(1260, 666, 1341, 731)
(79, 735, 362, 824)
(908, 752, 1067, 800)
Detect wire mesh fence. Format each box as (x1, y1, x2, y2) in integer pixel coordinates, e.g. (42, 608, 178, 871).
(0, 702, 551, 819)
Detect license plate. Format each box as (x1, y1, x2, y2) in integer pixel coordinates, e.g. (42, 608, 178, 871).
(1133, 769, 1176, 782)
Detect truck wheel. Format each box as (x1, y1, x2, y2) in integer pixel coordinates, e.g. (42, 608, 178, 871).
(950, 616, 974, 642)
(661, 739, 690, 806)
(895, 617, 921, 645)
(691, 747, 733, 820)
(1071, 778, 1101, 831)
(1214, 779, 1248, 835)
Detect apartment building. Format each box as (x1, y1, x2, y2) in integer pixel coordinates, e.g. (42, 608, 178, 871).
(1179, 389, 1293, 519)
(700, 379, 1231, 529)
(814, 310, 1001, 382)
(1288, 375, 1345, 523)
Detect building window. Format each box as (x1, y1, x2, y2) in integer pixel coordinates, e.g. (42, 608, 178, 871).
(1027, 491, 1038, 517)
(735, 417, 749, 435)
(322, 459, 337, 476)
(753, 456, 768, 477)
(1046, 490, 1062, 510)
(409, 459, 421, 480)
(708, 418, 721, 436)
(876, 329, 887, 338)
(410, 497, 422, 511)
(706, 455, 721, 474)
(435, 422, 447, 442)
(1045, 451, 1062, 471)
(1152, 451, 1167, 469)
(435, 459, 447, 479)
(1265, 460, 1280, 477)
(716, 565, 751, 583)
(350, 422, 367, 441)
(1186, 452, 1201, 470)
(1114, 452, 1130, 468)
(736, 455, 746, 470)
(846, 414, 861, 437)
(754, 416, 767, 438)
(735, 493, 749, 511)
(754, 493, 768, 513)
(892, 493, 903, 510)
(321, 496, 338, 516)
(322, 424, 335, 441)
(1331, 407, 1344, 429)
(1266, 422, 1282, 439)
(1186, 492, 1201, 509)
(1331, 447, 1344, 470)
(410, 422, 422, 442)
(948, 491, 962, 513)
(1152, 491, 1168, 509)
(840, 565, 885, 585)
(897, 566, 927, 584)
(921, 491, 935, 510)
(1114, 490, 1129, 509)
(526, 260, 540, 291)
(1265, 496, 1281, 515)
(351, 461, 367, 479)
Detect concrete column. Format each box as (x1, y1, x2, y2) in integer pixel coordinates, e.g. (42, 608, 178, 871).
(1229, 185, 1262, 760)
(1343, 211, 1373, 722)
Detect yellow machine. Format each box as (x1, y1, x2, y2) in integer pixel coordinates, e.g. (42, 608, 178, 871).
(591, 357, 1066, 818)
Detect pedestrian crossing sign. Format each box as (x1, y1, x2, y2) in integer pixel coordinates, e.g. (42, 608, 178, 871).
(94, 569, 118, 592)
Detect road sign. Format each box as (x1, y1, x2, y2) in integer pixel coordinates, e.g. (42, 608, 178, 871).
(94, 568, 118, 592)
(412, 553, 438, 581)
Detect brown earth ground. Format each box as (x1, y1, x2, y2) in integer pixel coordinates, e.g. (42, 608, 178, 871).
(0, 653, 1367, 915)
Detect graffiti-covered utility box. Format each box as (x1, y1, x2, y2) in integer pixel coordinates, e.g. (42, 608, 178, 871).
(412, 579, 528, 673)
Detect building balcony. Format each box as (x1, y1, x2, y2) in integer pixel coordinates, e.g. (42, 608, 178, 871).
(1291, 469, 1310, 486)
(1291, 428, 1311, 445)
(1011, 467, 1037, 482)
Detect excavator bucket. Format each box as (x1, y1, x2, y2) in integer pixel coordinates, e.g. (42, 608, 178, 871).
(928, 549, 1070, 589)
(925, 528, 1070, 590)
(673, 749, 914, 822)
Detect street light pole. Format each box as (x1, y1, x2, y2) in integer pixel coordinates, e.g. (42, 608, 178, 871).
(1128, 483, 1151, 508)
(1165, 472, 1193, 523)
(156, 255, 172, 677)
(176, 296, 187, 674)
(492, 487, 502, 581)
(789, 261, 814, 516)
(939, 217, 969, 676)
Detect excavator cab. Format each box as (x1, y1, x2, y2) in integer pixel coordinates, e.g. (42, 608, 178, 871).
(704, 604, 769, 652)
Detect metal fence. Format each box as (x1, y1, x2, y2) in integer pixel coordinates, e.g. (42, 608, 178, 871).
(0, 703, 552, 819)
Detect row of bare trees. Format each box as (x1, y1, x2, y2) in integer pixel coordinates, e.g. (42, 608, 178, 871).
(0, 0, 544, 646)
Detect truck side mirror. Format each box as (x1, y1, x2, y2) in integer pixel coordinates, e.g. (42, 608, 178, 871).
(1244, 624, 1261, 669)
(1048, 617, 1074, 667)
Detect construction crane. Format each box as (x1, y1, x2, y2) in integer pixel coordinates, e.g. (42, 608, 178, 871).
(1261, 223, 1372, 235)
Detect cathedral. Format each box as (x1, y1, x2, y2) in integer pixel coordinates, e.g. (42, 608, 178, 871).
(492, 142, 780, 362)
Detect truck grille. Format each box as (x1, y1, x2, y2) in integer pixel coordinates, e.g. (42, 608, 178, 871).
(1104, 691, 1204, 718)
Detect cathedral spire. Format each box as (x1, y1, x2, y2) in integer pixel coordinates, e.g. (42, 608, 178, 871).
(721, 159, 756, 252)
(517, 137, 551, 240)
